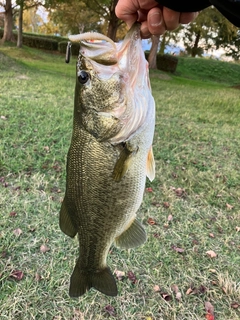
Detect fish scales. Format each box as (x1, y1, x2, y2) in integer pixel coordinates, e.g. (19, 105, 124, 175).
(60, 23, 155, 297)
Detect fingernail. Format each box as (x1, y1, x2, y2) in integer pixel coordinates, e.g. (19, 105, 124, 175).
(149, 12, 162, 27)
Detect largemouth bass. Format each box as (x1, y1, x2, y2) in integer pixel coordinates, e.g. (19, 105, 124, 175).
(60, 23, 155, 297)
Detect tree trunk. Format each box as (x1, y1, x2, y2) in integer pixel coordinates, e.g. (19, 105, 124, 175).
(2, 0, 14, 42)
(17, 1, 24, 48)
(148, 35, 160, 69)
(106, 0, 119, 41)
(159, 33, 166, 55)
(192, 32, 201, 57)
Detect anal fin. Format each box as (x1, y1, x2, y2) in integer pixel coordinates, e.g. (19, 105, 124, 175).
(69, 263, 118, 297)
(115, 219, 147, 249)
(59, 199, 77, 238)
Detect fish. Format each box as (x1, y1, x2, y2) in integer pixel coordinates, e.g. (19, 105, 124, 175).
(60, 23, 155, 298)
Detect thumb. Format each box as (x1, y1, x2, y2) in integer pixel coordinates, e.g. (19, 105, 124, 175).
(115, 1, 139, 28)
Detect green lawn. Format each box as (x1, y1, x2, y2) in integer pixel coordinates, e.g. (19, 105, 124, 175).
(0, 45, 240, 320)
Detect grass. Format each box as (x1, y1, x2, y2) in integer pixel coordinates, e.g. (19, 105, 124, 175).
(0, 44, 240, 320)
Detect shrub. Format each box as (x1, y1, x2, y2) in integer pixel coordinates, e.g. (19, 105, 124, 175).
(22, 35, 58, 51)
(145, 52, 178, 73)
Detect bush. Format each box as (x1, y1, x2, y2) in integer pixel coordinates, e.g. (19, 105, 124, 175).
(59, 41, 80, 56)
(22, 35, 58, 51)
(157, 54, 178, 72)
(145, 52, 178, 73)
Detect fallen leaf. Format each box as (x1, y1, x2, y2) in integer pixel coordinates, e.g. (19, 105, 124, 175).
(205, 313, 214, 320)
(172, 245, 184, 253)
(171, 284, 179, 294)
(205, 301, 214, 317)
(231, 302, 240, 309)
(147, 217, 157, 225)
(153, 285, 161, 292)
(128, 271, 137, 284)
(10, 270, 24, 281)
(9, 211, 17, 217)
(186, 288, 193, 295)
(72, 308, 84, 320)
(236, 226, 240, 232)
(40, 244, 50, 253)
(167, 214, 173, 221)
(160, 292, 172, 301)
(146, 187, 153, 192)
(43, 146, 50, 152)
(226, 203, 234, 210)
(35, 272, 42, 282)
(13, 228, 22, 236)
(1, 115, 7, 120)
(163, 202, 170, 208)
(176, 292, 182, 301)
(114, 269, 125, 281)
(206, 250, 217, 258)
(209, 233, 215, 238)
(104, 305, 116, 317)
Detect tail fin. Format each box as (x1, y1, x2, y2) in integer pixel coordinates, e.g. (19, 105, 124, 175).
(69, 262, 118, 297)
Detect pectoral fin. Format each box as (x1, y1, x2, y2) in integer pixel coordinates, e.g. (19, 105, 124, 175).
(113, 143, 138, 182)
(59, 199, 77, 238)
(146, 146, 155, 182)
(115, 219, 147, 249)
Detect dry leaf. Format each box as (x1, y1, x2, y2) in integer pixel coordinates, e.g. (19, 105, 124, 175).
(176, 292, 182, 301)
(171, 284, 179, 293)
(206, 250, 217, 258)
(231, 302, 240, 309)
(163, 202, 170, 208)
(104, 305, 116, 317)
(236, 226, 240, 232)
(9, 211, 17, 217)
(146, 187, 153, 192)
(172, 246, 184, 253)
(205, 314, 214, 320)
(35, 272, 42, 282)
(209, 233, 215, 238)
(13, 228, 22, 236)
(167, 214, 173, 221)
(226, 203, 234, 210)
(128, 271, 137, 284)
(160, 292, 172, 301)
(147, 217, 156, 225)
(186, 288, 193, 295)
(153, 285, 161, 292)
(114, 269, 125, 281)
(10, 270, 24, 281)
(40, 244, 50, 253)
(205, 301, 214, 315)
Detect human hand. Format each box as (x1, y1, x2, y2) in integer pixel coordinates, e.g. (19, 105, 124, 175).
(115, 0, 198, 38)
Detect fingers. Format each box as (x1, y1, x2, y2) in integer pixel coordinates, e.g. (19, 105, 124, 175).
(115, 1, 138, 28)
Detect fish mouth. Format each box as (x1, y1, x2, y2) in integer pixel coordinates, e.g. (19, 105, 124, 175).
(68, 23, 141, 67)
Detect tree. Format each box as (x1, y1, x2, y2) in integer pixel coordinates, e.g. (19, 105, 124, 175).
(17, 0, 23, 47)
(46, 0, 125, 40)
(1, 0, 14, 42)
(148, 35, 160, 69)
(180, 7, 240, 59)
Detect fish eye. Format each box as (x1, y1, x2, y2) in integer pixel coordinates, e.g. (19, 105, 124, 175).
(78, 71, 90, 84)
